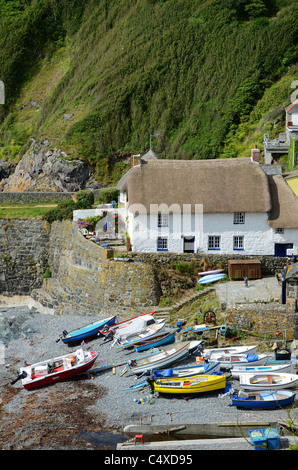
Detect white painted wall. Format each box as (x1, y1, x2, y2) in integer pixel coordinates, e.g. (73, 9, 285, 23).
(130, 211, 298, 255)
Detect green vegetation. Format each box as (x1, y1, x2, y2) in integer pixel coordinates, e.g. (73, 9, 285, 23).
(0, 203, 57, 218)
(0, 0, 298, 184)
(43, 189, 94, 223)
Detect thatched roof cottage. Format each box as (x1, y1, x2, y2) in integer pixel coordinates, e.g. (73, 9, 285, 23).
(117, 153, 298, 256)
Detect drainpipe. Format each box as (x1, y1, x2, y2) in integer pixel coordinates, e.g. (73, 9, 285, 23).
(281, 267, 286, 304)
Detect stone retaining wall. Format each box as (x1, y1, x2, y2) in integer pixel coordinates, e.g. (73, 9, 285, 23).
(0, 190, 101, 204)
(123, 252, 288, 275)
(226, 303, 298, 339)
(0, 219, 51, 296)
(31, 220, 160, 316)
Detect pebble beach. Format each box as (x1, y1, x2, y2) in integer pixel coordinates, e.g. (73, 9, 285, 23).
(0, 305, 296, 451)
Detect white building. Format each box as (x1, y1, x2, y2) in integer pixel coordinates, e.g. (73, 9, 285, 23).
(117, 151, 298, 256)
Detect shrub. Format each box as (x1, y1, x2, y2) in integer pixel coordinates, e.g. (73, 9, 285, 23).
(75, 189, 94, 209)
(97, 188, 119, 204)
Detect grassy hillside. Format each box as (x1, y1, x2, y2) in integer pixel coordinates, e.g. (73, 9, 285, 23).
(0, 0, 297, 185)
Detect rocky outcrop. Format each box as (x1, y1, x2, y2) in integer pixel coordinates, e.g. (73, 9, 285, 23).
(0, 139, 93, 192)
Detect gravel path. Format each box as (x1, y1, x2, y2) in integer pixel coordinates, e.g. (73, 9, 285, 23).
(0, 306, 296, 450)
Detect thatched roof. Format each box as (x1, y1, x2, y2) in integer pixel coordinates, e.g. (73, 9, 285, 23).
(121, 157, 272, 214)
(267, 174, 298, 229)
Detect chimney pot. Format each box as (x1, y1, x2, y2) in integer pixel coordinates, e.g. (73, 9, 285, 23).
(251, 146, 260, 163)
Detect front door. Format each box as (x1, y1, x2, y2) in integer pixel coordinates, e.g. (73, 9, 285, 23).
(183, 236, 195, 253)
(274, 243, 293, 257)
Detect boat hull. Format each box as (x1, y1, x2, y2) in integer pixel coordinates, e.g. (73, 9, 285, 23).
(198, 273, 226, 284)
(231, 363, 292, 377)
(203, 345, 258, 357)
(154, 373, 226, 394)
(61, 315, 116, 344)
(232, 390, 296, 409)
(239, 372, 298, 391)
(99, 311, 156, 336)
(215, 354, 269, 370)
(153, 361, 221, 378)
(130, 342, 192, 375)
(135, 330, 176, 352)
(20, 351, 98, 390)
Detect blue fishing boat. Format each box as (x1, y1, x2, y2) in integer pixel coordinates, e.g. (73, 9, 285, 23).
(198, 273, 226, 284)
(134, 329, 177, 352)
(57, 315, 117, 344)
(231, 389, 295, 409)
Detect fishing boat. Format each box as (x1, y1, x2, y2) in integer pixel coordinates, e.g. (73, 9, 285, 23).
(11, 345, 98, 390)
(203, 345, 258, 357)
(198, 273, 226, 285)
(230, 363, 293, 378)
(152, 361, 221, 379)
(239, 372, 298, 391)
(112, 317, 167, 347)
(231, 389, 296, 409)
(98, 312, 156, 339)
(127, 341, 195, 375)
(154, 373, 226, 394)
(210, 353, 269, 370)
(57, 315, 116, 344)
(133, 329, 177, 352)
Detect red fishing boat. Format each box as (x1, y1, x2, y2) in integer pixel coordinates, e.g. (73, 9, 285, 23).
(11, 345, 98, 390)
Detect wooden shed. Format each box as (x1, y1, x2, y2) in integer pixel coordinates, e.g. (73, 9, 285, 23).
(228, 259, 261, 280)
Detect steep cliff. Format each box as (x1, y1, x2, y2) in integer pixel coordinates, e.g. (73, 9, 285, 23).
(0, 0, 297, 187)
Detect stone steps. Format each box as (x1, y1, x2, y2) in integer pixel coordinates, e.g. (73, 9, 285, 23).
(152, 286, 216, 321)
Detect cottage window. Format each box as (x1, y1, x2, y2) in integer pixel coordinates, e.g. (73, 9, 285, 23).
(275, 228, 284, 234)
(157, 237, 168, 251)
(233, 212, 245, 224)
(233, 236, 244, 250)
(158, 213, 169, 227)
(208, 236, 220, 250)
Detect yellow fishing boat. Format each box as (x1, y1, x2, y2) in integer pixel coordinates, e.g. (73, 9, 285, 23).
(154, 373, 226, 394)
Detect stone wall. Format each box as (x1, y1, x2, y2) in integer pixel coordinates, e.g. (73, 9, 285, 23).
(0, 219, 51, 296)
(30, 220, 160, 316)
(0, 190, 101, 204)
(123, 252, 288, 275)
(225, 303, 298, 339)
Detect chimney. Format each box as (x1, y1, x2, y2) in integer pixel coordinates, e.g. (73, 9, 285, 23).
(251, 145, 260, 163)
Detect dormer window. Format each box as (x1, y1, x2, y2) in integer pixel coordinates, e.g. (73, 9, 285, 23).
(234, 212, 245, 224)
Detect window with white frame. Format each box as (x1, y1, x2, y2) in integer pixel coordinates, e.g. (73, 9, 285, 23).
(233, 212, 245, 224)
(208, 236, 221, 250)
(157, 237, 168, 251)
(275, 228, 284, 234)
(158, 213, 169, 227)
(233, 235, 244, 250)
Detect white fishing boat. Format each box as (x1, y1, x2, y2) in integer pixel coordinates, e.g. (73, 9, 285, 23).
(203, 345, 258, 358)
(127, 341, 196, 375)
(112, 318, 167, 347)
(239, 372, 298, 390)
(231, 363, 292, 378)
(208, 353, 269, 370)
(152, 361, 221, 379)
